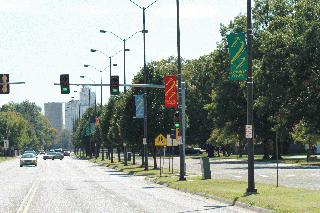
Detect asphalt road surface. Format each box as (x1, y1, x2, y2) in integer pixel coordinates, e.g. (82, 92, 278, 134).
(0, 156, 257, 213)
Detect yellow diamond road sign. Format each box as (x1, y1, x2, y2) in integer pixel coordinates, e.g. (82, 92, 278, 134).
(155, 134, 167, 147)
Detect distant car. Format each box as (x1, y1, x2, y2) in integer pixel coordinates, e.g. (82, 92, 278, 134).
(39, 150, 45, 155)
(43, 151, 56, 160)
(20, 153, 37, 167)
(54, 152, 64, 160)
(63, 150, 71, 156)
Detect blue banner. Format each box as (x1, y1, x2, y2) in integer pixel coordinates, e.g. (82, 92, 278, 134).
(134, 95, 144, 118)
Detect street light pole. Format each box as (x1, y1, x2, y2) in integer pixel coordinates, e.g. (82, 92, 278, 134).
(246, 0, 257, 193)
(129, 0, 159, 171)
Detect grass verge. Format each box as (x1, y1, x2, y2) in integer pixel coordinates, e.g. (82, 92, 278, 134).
(83, 155, 320, 213)
(0, 156, 15, 163)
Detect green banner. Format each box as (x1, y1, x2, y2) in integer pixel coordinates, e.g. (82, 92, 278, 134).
(227, 32, 248, 81)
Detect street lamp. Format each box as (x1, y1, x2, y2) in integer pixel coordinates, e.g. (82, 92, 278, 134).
(99, 29, 141, 93)
(89, 49, 119, 87)
(246, 0, 257, 194)
(129, 0, 160, 171)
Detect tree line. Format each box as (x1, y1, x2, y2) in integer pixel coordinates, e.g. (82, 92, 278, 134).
(0, 101, 58, 153)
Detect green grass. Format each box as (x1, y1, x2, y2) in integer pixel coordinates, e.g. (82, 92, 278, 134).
(80, 155, 320, 212)
(154, 176, 320, 213)
(0, 156, 15, 163)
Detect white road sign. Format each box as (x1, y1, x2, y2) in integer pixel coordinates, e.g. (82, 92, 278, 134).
(245, 125, 253, 139)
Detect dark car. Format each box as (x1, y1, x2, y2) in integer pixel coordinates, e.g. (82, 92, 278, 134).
(20, 153, 37, 167)
(43, 151, 56, 160)
(63, 150, 71, 156)
(54, 152, 64, 160)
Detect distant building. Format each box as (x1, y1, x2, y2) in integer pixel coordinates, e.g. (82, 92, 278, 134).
(44, 102, 63, 130)
(65, 100, 79, 132)
(64, 87, 96, 132)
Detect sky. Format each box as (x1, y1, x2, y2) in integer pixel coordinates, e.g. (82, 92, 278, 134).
(0, 0, 247, 113)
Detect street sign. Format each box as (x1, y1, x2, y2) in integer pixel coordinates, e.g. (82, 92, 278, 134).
(3, 140, 9, 149)
(143, 138, 147, 145)
(245, 125, 253, 139)
(134, 95, 144, 118)
(155, 134, 167, 147)
(164, 75, 177, 108)
(0, 74, 10, 94)
(227, 32, 248, 81)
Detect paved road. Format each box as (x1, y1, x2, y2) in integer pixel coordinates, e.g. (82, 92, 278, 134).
(0, 156, 256, 213)
(135, 156, 320, 190)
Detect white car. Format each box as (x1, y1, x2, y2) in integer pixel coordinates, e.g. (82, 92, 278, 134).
(20, 153, 37, 167)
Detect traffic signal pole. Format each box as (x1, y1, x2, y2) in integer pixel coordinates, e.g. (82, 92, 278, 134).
(246, 0, 257, 193)
(176, 0, 186, 181)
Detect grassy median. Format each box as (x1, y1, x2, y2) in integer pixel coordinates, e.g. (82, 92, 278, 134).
(0, 156, 15, 163)
(86, 156, 320, 213)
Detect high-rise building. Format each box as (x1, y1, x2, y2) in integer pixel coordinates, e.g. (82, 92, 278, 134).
(44, 102, 63, 130)
(64, 87, 96, 132)
(65, 100, 79, 132)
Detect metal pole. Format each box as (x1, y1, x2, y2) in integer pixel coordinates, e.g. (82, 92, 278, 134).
(276, 132, 279, 187)
(109, 56, 112, 86)
(89, 88, 92, 158)
(143, 7, 149, 171)
(176, 0, 185, 181)
(124, 39, 127, 93)
(101, 76, 104, 161)
(182, 82, 186, 175)
(246, 0, 256, 193)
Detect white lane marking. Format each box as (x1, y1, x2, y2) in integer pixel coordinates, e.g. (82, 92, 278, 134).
(234, 175, 242, 178)
(17, 180, 38, 213)
(287, 175, 296, 177)
(23, 181, 39, 213)
(259, 175, 269, 178)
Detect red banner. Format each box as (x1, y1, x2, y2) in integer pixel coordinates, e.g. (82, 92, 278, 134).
(164, 75, 177, 108)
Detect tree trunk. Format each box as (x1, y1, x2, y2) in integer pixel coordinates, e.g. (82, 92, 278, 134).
(207, 144, 214, 158)
(262, 139, 270, 160)
(133, 149, 136, 165)
(110, 147, 114, 163)
(239, 141, 243, 158)
(141, 148, 144, 167)
(153, 145, 157, 169)
(124, 146, 127, 166)
(117, 147, 121, 162)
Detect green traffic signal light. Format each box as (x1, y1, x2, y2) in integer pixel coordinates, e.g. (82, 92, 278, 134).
(60, 74, 70, 94)
(110, 75, 119, 95)
(175, 123, 180, 128)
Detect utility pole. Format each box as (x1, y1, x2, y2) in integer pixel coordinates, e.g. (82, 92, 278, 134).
(246, 0, 257, 193)
(176, 0, 185, 181)
(142, 7, 149, 171)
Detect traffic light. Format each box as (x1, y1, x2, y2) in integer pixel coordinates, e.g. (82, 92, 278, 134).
(110, 75, 119, 95)
(174, 111, 180, 128)
(170, 128, 175, 139)
(60, 74, 70, 94)
(0, 74, 10, 94)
